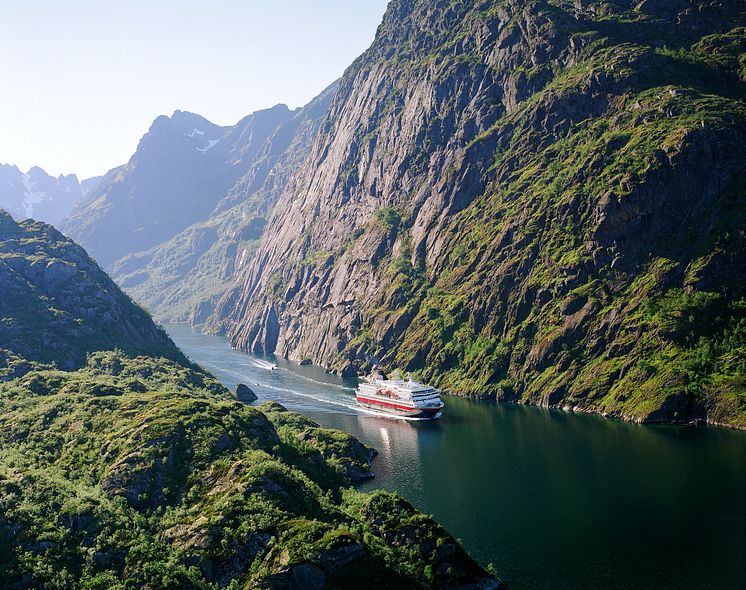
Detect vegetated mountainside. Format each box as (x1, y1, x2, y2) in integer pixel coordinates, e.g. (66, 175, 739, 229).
(0, 213, 499, 589)
(216, 0, 746, 428)
(0, 210, 184, 377)
(0, 164, 95, 226)
(63, 85, 336, 324)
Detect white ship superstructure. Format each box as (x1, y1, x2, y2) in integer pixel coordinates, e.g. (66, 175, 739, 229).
(355, 377, 444, 419)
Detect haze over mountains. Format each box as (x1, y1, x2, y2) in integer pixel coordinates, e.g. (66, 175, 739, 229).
(0, 164, 99, 226)
(62, 83, 337, 323)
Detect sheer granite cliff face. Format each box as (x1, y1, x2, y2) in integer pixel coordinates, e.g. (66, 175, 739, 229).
(217, 0, 746, 427)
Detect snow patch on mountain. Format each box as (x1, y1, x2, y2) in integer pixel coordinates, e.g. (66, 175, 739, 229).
(195, 139, 220, 154)
(1, 164, 87, 225)
(21, 174, 47, 218)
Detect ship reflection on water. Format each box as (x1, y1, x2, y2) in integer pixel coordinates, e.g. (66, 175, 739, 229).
(379, 425, 390, 450)
(300, 404, 437, 492)
(348, 412, 443, 494)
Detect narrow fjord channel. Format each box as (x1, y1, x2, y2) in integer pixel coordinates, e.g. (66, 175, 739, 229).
(166, 325, 746, 590)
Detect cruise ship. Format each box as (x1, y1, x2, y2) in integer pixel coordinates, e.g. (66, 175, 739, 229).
(355, 376, 444, 419)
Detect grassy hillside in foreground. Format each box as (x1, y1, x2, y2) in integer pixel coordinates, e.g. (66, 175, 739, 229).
(0, 353, 498, 589)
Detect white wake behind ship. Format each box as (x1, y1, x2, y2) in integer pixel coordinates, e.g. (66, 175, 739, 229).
(355, 376, 444, 419)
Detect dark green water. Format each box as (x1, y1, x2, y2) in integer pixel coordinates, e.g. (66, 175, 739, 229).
(167, 325, 746, 589)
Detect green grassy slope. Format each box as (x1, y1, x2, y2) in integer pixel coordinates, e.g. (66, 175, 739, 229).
(384, 21, 746, 428)
(0, 353, 497, 589)
(312, 2, 746, 428)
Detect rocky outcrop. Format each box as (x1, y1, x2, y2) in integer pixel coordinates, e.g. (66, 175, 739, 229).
(259, 401, 377, 484)
(0, 210, 185, 376)
(234, 382, 258, 401)
(216, 0, 746, 427)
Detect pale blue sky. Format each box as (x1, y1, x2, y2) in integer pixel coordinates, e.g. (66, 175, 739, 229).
(0, 1, 389, 178)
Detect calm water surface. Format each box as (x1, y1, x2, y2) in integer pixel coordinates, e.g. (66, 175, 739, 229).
(166, 324, 746, 590)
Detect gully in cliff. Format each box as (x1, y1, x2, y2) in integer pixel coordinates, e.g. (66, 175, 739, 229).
(356, 375, 444, 419)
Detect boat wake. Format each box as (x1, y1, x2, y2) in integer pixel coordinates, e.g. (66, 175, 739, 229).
(260, 382, 360, 413)
(290, 372, 353, 391)
(353, 405, 442, 422)
(252, 360, 276, 371)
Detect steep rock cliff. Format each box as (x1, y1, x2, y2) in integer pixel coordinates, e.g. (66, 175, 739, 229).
(217, 0, 746, 427)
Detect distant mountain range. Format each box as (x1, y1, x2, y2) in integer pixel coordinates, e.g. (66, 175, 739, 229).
(0, 164, 99, 226)
(62, 83, 336, 323)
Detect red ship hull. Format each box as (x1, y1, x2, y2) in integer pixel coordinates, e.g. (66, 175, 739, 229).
(355, 394, 443, 419)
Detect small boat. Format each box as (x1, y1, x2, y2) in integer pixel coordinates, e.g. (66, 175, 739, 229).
(254, 360, 277, 371)
(356, 376, 444, 419)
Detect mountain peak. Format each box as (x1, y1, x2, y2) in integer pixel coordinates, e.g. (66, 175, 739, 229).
(27, 165, 49, 177)
(170, 109, 221, 131)
(267, 103, 291, 113)
(0, 163, 22, 174)
(0, 166, 85, 226)
(142, 110, 224, 145)
(171, 108, 205, 121)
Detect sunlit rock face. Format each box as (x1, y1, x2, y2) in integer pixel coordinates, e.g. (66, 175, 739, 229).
(217, 0, 746, 428)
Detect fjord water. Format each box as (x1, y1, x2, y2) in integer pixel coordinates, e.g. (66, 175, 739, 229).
(166, 325, 746, 590)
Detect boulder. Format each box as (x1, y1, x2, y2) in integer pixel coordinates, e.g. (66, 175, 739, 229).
(234, 383, 257, 402)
